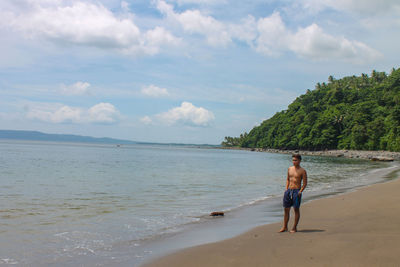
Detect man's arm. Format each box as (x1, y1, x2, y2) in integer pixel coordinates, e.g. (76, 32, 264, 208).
(285, 168, 290, 190)
(300, 170, 307, 193)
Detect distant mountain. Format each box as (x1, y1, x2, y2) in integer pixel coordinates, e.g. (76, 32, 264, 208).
(0, 130, 138, 144)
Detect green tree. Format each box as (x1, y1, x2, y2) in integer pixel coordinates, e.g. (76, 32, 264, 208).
(221, 68, 400, 152)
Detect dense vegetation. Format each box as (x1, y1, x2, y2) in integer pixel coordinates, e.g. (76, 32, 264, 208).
(222, 68, 400, 151)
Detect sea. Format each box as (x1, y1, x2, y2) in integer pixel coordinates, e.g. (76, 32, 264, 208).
(0, 140, 398, 266)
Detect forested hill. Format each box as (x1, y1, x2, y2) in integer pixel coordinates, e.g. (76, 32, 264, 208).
(222, 68, 400, 151)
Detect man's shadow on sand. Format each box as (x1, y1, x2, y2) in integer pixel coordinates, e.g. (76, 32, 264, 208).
(297, 229, 325, 233)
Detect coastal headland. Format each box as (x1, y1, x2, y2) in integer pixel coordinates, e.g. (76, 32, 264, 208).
(143, 170, 400, 267)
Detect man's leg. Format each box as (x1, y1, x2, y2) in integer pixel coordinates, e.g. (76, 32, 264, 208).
(279, 207, 290, 232)
(291, 207, 300, 233)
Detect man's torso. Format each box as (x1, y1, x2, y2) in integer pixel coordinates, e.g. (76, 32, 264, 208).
(288, 166, 305, 189)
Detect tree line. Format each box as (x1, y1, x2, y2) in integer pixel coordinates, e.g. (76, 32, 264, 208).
(222, 68, 400, 151)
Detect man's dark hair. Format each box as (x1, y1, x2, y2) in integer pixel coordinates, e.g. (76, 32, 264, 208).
(292, 154, 302, 161)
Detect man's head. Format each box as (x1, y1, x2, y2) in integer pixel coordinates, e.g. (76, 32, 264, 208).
(292, 154, 302, 166)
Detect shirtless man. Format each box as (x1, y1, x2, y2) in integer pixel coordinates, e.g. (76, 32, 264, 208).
(279, 154, 307, 233)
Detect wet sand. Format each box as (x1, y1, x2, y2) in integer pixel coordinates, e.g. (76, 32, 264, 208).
(143, 176, 400, 267)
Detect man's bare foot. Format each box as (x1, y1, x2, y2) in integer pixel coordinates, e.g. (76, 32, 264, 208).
(279, 228, 288, 233)
(290, 228, 297, 233)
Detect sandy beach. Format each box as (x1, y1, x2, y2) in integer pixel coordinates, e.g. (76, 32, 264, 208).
(144, 175, 400, 267)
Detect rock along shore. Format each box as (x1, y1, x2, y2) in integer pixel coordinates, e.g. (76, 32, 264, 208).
(219, 147, 400, 161)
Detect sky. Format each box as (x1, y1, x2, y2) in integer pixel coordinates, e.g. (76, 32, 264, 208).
(0, 0, 399, 144)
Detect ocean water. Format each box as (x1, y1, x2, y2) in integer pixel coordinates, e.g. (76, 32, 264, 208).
(0, 140, 394, 266)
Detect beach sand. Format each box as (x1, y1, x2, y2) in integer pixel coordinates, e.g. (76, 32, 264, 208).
(143, 177, 400, 267)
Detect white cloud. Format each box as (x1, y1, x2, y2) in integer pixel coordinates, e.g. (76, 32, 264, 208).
(288, 24, 381, 63)
(155, 1, 380, 63)
(88, 103, 120, 123)
(143, 26, 180, 55)
(121, 1, 130, 12)
(303, 0, 400, 16)
(228, 15, 257, 46)
(61, 81, 91, 96)
(156, 102, 214, 127)
(140, 115, 153, 125)
(254, 12, 381, 63)
(0, 0, 382, 63)
(172, 0, 228, 5)
(299, 0, 400, 29)
(255, 12, 289, 56)
(141, 84, 169, 97)
(26, 102, 120, 124)
(26, 103, 82, 123)
(3, 1, 179, 55)
(156, 0, 231, 46)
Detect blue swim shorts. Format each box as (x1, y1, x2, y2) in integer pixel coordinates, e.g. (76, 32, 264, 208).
(283, 189, 302, 208)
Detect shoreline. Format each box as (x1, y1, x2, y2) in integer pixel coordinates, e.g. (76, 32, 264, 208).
(143, 165, 400, 267)
(131, 157, 396, 267)
(219, 147, 400, 161)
